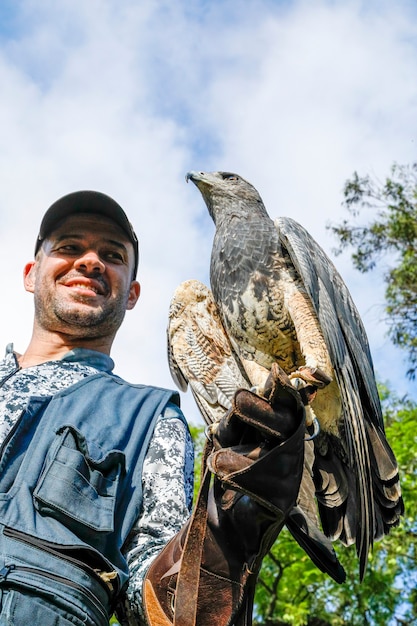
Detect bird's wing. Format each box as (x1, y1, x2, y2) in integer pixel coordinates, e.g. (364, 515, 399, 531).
(275, 216, 382, 425)
(167, 277, 346, 582)
(274, 217, 402, 576)
(167, 279, 250, 425)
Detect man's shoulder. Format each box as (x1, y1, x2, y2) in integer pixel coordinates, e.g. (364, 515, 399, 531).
(77, 370, 181, 408)
(107, 372, 178, 395)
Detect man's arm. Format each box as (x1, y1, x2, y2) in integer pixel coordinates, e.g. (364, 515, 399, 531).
(121, 405, 194, 625)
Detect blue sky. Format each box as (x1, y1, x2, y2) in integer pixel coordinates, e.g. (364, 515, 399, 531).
(0, 0, 416, 420)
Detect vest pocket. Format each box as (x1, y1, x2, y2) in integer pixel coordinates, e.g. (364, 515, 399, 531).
(0, 587, 106, 626)
(33, 426, 125, 533)
(0, 590, 79, 625)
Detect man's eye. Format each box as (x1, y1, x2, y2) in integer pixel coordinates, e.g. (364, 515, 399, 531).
(105, 252, 124, 262)
(58, 244, 79, 252)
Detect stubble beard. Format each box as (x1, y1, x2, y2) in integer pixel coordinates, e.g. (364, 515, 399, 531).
(34, 288, 128, 339)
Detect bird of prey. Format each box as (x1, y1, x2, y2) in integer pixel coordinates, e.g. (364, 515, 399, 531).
(167, 170, 403, 580)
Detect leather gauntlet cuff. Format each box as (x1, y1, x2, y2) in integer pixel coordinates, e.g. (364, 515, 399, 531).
(144, 365, 305, 626)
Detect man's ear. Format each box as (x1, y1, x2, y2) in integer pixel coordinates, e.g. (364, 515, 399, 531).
(23, 262, 37, 294)
(126, 280, 141, 310)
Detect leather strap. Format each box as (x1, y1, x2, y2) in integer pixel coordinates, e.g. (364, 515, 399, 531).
(173, 466, 211, 626)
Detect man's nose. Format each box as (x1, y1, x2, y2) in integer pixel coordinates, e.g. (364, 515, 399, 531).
(74, 251, 105, 273)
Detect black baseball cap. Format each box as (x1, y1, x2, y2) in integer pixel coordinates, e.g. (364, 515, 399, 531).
(35, 190, 139, 278)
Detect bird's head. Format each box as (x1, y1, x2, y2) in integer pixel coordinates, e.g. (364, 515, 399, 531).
(186, 171, 268, 223)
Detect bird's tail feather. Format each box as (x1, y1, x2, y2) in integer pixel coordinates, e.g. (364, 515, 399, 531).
(365, 421, 404, 535)
(286, 506, 346, 583)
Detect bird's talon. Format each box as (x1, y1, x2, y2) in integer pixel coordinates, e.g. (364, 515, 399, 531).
(305, 416, 320, 440)
(205, 422, 218, 440)
(289, 366, 332, 389)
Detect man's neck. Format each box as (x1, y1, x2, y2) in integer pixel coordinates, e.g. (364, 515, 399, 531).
(18, 329, 113, 368)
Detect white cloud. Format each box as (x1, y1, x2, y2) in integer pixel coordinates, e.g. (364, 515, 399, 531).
(0, 0, 415, 425)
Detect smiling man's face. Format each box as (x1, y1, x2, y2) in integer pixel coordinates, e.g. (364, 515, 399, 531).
(24, 213, 140, 342)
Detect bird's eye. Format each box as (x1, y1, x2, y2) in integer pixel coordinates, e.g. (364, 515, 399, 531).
(222, 173, 239, 181)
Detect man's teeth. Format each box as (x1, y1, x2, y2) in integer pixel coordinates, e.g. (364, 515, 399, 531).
(72, 284, 98, 294)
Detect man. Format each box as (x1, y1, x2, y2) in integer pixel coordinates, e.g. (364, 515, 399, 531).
(0, 190, 305, 625)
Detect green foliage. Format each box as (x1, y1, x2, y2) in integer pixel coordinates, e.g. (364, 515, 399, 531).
(189, 423, 207, 500)
(328, 163, 417, 378)
(254, 531, 403, 626)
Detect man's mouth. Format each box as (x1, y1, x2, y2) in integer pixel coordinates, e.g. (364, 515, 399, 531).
(63, 278, 108, 297)
(70, 283, 100, 294)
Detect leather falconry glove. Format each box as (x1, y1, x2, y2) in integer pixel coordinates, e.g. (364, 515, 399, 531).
(143, 363, 306, 626)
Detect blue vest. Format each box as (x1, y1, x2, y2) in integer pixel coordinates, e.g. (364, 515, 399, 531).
(0, 372, 181, 625)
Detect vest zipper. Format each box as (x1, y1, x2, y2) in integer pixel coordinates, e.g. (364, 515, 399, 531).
(0, 363, 21, 388)
(0, 409, 25, 462)
(0, 561, 109, 622)
(0, 363, 27, 462)
(3, 527, 117, 596)
(0, 564, 15, 581)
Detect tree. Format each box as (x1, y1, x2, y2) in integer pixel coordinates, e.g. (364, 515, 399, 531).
(328, 163, 417, 379)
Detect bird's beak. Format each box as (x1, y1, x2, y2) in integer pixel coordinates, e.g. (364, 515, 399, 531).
(186, 171, 204, 184)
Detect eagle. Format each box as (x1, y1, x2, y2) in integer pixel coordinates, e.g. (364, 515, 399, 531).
(167, 170, 403, 580)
